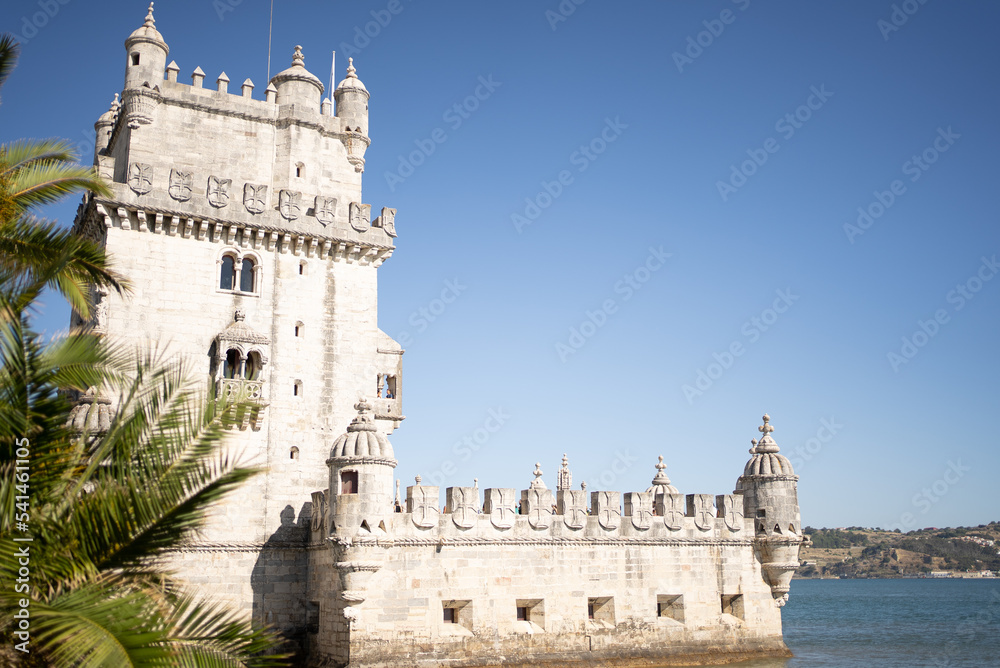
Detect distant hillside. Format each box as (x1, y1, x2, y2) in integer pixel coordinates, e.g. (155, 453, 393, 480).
(794, 521, 1000, 578)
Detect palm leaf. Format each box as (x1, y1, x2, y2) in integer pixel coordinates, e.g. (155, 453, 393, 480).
(0, 34, 19, 99)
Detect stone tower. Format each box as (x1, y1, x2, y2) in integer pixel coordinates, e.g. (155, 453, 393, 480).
(735, 414, 805, 605)
(71, 3, 404, 638)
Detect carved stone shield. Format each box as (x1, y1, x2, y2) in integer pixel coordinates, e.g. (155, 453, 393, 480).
(350, 202, 371, 232)
(659, 493, 684, 531)
(592, 491, 621, 530)
(168, 169, 192, 201)
(717, 493, 744, 532)
(406, 484, 439, 529)
(625, 492, 653, 531)
(521, 488, 553, 530)
(243, 184, 267, 214)
(688, 494, 715, 531)
(484, 488, 515, 529)
(310, 490, 326, 533)
(207, 176, 231, 208)
(379, 206, 397, 237)
(446, 487, 478, 529)
(558, 489, 587, 530)
(315, 196, 337, 226)
(279, 190, 301, 220)
(127, 163, 153, 194)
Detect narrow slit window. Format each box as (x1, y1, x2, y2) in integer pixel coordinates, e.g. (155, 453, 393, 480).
(131, 53, 140, 65)
(516, 606, 527, 622)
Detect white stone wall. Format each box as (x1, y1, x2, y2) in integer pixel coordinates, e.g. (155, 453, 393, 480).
(306, 505, 788, 667)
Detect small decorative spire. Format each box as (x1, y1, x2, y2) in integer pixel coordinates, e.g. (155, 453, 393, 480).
(759, 414, 774, 436)
(651, 455, 671, 486)
(346, 57, 357, 79)
(473, 478, 479, 489)
(292, 45, 305, 66)
(414, 475, 422, 485)
(354, 397, 372, 415)
(110, 93, 120, 113)
(755, 414, 780, 453)
(529, 462, 546, 490)
(144, 2, 155, 28)
(394, 479, 401, 505)
(581, 481, 587, 492)
(557, 453, 572, 491)
(749, 438, 758, 454)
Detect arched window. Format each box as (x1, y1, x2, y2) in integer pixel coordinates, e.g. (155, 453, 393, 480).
(295, 162, 305, 178)
(223, 349, 240, 379)
(240, 258, 255, 293)
(220, 256, 236, 290)
(245, 352, 261, 380)
(290, 446, 299, 460)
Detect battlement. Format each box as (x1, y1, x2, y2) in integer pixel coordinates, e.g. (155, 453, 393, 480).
(321, 487, 747, 545)
(93, 4, 383, 242)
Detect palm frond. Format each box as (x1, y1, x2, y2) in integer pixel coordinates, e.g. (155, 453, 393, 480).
(0, 34, 19, 98)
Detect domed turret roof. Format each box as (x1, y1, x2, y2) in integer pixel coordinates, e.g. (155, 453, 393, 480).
(126, 3, 167, 50)
(329, 398, 395, 460)
(645, 455, 679, 495)
(335, 58, 368, 95)
(269, 45, 324, 93)
(96, 94, 120, 126)
(742, 414, 795, 476)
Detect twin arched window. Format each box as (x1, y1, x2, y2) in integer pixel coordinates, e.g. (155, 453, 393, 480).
(223, 349, 263, 381)
(219, 253, 259, 294)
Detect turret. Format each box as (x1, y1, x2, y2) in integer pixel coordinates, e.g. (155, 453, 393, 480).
(124, 3, 168, 90)
(93, 94, 119, 160)
(326, 399, 397, 536)
(269, 45, 324, 110)
(735, 414, 804, 606)
(334, 58, 371, 172)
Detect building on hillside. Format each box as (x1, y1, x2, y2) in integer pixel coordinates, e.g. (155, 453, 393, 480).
(71, 5, 806, 666)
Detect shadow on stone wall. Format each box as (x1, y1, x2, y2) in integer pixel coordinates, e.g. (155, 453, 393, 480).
(251, 503, 311, 659)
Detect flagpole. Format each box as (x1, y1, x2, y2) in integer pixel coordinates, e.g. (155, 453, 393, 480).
(266, 0, 275, 83)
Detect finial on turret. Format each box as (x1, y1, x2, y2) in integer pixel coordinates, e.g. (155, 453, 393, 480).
(473, 478, 479, 489)
(354, 397, 372, 415)
(749, 438, 758, 454)
(346, 57, 358, 78)
(759, 414, 774, 436)
(557, 453, 572, 491)
(292, 45, 305, 66)
(144, 2, 155, 28)
(581, 481, 587, 492)
(530, 462, 546, 490)
(414, 475, 422, 485)
(755, 414, 780, 453)
(651, 455, 670, 485)
(646, 455, 679, 495)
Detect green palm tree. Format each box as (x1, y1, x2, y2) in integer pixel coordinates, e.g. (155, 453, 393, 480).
(0, 32, 290, 666)
(0, 303, 289, 666)
(0, 34, 126, 319)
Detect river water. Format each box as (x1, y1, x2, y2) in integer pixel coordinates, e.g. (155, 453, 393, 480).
(730, 578, 1000, 667)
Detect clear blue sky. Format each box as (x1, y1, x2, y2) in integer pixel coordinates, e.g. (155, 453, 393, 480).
(2, 0, 998, 530)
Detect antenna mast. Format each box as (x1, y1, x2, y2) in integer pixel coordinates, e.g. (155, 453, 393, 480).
(329, 51, 336, 105)
(266, 0, 274, 83)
